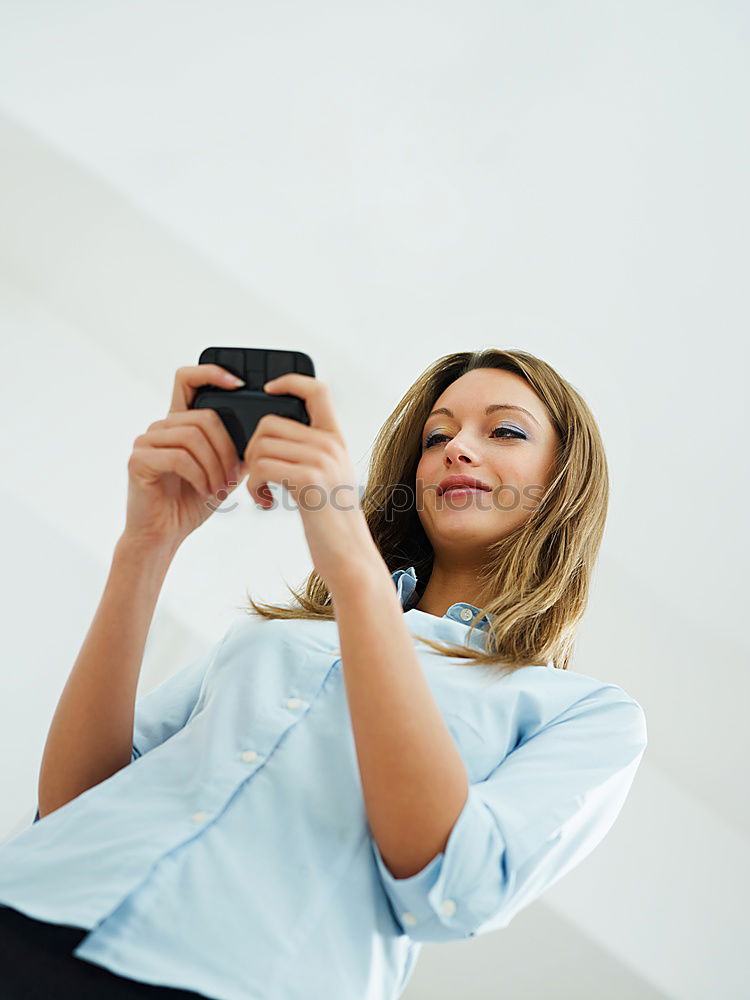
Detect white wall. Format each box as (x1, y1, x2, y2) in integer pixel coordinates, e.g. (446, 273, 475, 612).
(0, 2, 747, 996)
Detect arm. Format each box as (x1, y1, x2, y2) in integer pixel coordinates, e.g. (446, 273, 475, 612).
(36, 533, 179, 820)
(330, 555, 648, 942)
(368, 687, 647, 941)
(330, 555, 470, 880)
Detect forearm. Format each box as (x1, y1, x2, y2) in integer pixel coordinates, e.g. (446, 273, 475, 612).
(37, 534, 178, 818)
(330, 556, 469, 880)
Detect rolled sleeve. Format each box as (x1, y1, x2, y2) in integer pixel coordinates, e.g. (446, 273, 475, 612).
(372, 783, 511, 941)
(130, 629, 232, 759)
(33, 745, 140, 825)
(30, 627, 234, 826)
(371, 688, 648, 943)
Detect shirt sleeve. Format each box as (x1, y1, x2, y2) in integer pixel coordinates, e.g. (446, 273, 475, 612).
(370, 686, 648, 943)
(130, 631, 231, 760)
(31, 627, 233, 826)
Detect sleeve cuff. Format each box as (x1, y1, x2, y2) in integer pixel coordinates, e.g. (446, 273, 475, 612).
(370, 785, 509, 941)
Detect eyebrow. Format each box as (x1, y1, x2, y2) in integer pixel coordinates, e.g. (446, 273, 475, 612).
(426, 404, 542, 429)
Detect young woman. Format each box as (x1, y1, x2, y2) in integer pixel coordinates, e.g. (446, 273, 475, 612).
(0, 349, 647, 999)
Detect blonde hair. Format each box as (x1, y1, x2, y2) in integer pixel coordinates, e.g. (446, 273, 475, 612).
(237, 348, 609, 679)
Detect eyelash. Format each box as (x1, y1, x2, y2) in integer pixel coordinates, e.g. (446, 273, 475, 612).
(423, 426, 526, 449)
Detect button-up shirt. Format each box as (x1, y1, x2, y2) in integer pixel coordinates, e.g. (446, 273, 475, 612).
(0, 565, 647, 1000)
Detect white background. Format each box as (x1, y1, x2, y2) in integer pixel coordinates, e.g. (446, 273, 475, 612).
(0, 2, 747, 996)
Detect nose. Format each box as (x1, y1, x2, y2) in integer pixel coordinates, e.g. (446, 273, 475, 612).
(443, 435, 479, 466)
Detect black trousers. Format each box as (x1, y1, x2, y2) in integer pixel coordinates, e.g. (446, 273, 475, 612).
(0, 905, 213, 999)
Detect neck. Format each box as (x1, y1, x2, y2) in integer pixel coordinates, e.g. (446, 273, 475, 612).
(415, 562, 485, 617)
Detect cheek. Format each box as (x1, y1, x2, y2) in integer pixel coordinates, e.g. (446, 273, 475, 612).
(414, 465, 425, 504)
(515, 457, 546, 486)
(414, 457, 433, 507)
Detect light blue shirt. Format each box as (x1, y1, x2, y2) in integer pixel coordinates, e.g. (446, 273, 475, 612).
(0, 566, 647, 1000)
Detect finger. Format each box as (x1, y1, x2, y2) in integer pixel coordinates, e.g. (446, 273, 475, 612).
(246, 458, 304, 506)
(131, 445, 212, 498)
(245, 438, 303, 506)
(150, 410, 240, 488)
(137, 425, 233, 497)
(263, 375, 341, 436)
(242, 413, 329, 457)
(170, 364, 245, 415)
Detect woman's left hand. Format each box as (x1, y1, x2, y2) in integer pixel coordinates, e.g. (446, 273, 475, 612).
(240, 373, 379, 592)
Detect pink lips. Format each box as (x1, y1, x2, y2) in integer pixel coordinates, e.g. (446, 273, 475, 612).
(438, 475, 492, 496)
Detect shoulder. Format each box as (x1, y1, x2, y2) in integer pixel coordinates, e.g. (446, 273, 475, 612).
(504, 666, 647, 749)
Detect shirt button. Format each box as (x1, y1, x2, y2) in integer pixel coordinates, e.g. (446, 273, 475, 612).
(401, 911, 418, 927)
(191, 811, 209, 824)
(241, 750, 258, 763)
(439, 898, 457, 916)
(286, 697, 302, 709)
(459, 608, 473, 622)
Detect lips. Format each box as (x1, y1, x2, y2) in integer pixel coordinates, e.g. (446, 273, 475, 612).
(438, 476, 492, 496)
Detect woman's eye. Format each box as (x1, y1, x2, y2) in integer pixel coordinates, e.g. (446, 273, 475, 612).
(423, 426, 525, 448)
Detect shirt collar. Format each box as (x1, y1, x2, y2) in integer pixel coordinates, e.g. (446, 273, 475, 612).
(390, 565, 495, 633)
(391, 566, 556, 667)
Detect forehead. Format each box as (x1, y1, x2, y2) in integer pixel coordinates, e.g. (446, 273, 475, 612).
(431, 368, 542, 413)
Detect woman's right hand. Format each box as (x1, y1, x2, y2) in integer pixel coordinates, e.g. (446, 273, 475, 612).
(122, 364, 247, 550)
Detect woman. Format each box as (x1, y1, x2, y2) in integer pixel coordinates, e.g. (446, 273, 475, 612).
(0, 349, 647, 999)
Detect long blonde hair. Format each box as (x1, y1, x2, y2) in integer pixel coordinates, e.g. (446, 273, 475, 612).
(238, 348, 609, 679)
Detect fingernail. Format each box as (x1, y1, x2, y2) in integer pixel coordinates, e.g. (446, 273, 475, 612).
(226, 373, 245, 386)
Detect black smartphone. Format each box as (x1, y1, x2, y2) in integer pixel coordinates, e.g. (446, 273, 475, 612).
(190, 347, 316, 461)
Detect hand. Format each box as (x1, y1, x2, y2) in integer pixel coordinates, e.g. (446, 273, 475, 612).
(243, 373, 380, 590)
(123, 364, 246, 550)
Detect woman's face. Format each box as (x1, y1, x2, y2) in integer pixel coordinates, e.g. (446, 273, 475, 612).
(415, 368, 559, 565)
